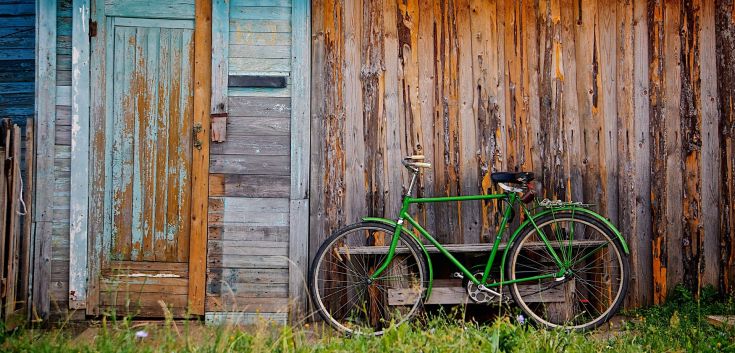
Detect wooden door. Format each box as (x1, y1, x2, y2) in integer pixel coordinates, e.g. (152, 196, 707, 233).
(100, 16, 196, 317)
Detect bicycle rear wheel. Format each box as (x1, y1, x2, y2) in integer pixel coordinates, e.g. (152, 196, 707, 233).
(309, 222, 427, 335)
(506, 212, 629, 330)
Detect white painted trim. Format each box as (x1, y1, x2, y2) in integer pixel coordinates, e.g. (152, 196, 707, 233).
(69, 0, 91, 310)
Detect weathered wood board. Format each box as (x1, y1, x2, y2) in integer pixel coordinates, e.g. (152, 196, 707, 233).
(310, 0, 735, 308)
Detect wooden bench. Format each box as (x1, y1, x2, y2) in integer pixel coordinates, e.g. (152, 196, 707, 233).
(337, 241, 607, 305)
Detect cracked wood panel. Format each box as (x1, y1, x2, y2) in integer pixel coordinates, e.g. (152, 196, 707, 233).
(311, 0, 734, 308)
(109, 22, 194, 263)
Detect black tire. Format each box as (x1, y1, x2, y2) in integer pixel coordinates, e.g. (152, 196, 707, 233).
(308, 222, 428, 335)
(505, 212, 629, 330)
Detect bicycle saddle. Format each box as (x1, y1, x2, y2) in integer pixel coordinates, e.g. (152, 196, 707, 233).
(402, 155, 432, 169)
(490, 171, 534, 184)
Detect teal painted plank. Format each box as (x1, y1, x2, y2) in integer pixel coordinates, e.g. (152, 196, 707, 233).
(69, 0, 91, 310)
(2, 15, 34, 26)
(0, 50, 34, 60)
(229, 19, 290, 32)
(105, 0, 195, 19)
(141, 25, 162, 261)
(230, 32, 290, 45)
(288, 0, 310, 321)
(229, 6, 290, 20)
(114, 17, 194, 29)
(0, 3, 35, 15)
(228, 86, 291, 98)
(154, 27, 172, 260)
(0, 26, 34, 38)
(0, 82, 34, 94)
(229, 44, 290, 59)
(212, 0, 230, 114)
(228, 57, 290, 72)
(0, 35, 35, 48)
(111, 25, 135, 262)
(230, 0, 291, 7)
(130, 27, 146, 260)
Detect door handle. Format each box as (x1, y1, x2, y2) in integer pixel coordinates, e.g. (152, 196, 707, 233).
(193, 122, 203, 150)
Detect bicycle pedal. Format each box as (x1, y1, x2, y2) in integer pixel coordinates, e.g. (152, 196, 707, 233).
(450, 272, 464, 279)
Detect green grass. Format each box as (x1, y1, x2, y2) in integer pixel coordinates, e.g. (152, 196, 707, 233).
(2, 286, 734, 353)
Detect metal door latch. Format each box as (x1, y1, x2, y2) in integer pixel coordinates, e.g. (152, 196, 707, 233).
(193, 122, 203, 150)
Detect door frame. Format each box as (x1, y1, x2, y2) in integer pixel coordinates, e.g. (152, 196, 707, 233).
(77, 0, 211, 316)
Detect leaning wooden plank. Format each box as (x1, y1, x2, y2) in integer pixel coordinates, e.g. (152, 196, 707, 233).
(388, 285, 565, 305)
(205, 312, 287, 325)
(189, 0, 213, 316)
(20, 119, 35, 320)
(0, 130, 7, 319)
(33, 0, 57, 321)
(5, 124, 23, 321)
(335, 240, 609, 255)
(68, 0, 91, 310)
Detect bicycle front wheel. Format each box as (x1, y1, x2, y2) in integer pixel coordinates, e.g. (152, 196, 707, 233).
(506, 212, 629, 330)
(309, 222, 427, 335)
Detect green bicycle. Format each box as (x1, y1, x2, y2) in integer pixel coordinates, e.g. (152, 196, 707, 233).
(309, 155, 630, 335)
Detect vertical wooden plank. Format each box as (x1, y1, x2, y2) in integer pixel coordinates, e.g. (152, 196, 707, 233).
(0, 129, 6, 319)
(417, 0, 436, 235)
(699, 0, 721, 288)
(715, 0, 735, 293)
(630, 0, 652, 306)
(21, 119, 34, 319)
(211, 0, 229, 115)
(616, 0, 639, 306)
(189, 0, 212, 316)
(309, 0, 345, 262)
(87, 0, 107, 315)
(559, 0, 582, 202)
(679, 0, 704, 293)
(470, 0, 498, 241)
(289, 0, 310, 321)
(597, 0, 618, 224)
(382, 0, 402, 219)
(664, 0, 684, 298)
(5, 124, 22, 320)
(343, 0, 364, 225)
(69, 0, 91, 310)
(456, 0, 480, 244)
(32, 0, 57, 321)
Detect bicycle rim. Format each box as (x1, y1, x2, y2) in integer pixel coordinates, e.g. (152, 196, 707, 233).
(508, 214, 627, 330)
(310, 224, 426, 335)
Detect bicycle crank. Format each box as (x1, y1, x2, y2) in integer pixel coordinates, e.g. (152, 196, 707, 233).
(465, 272, 502, 304)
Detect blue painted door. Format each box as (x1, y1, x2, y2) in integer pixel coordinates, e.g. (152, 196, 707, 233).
(95, 0, 197, 316)
(109, 18, 194, 263)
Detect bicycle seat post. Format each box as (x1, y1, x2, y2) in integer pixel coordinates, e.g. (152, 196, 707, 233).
(405, 169, 419, 198)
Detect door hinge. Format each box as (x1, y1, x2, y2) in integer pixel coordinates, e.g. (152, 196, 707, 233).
(90, 20, 98, 38)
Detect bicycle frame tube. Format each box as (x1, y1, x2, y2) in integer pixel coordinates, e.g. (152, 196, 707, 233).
(369, 191, 568, 286)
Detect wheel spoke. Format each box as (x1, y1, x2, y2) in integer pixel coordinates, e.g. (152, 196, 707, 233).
(509, 214, 626, 330)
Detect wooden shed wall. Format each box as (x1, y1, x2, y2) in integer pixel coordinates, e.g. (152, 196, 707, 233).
(205, 0, 294, 324)
(310, 0, 735, 308)
(0, 0, 35, 125)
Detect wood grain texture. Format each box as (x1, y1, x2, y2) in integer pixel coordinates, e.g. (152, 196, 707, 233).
(189, 0, 213, 316)
(310, 0, 733, 307)
(715, 0, 735, 294)
(68, 0, 90, 310)
(33, 0, 57, 321)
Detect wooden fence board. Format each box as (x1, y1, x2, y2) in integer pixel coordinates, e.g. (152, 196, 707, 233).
(310, 0, 734, 307)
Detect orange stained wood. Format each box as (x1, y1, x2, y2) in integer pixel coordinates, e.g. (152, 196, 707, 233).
(189, 0, 212, 315)
(110, 25, 194, 264)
